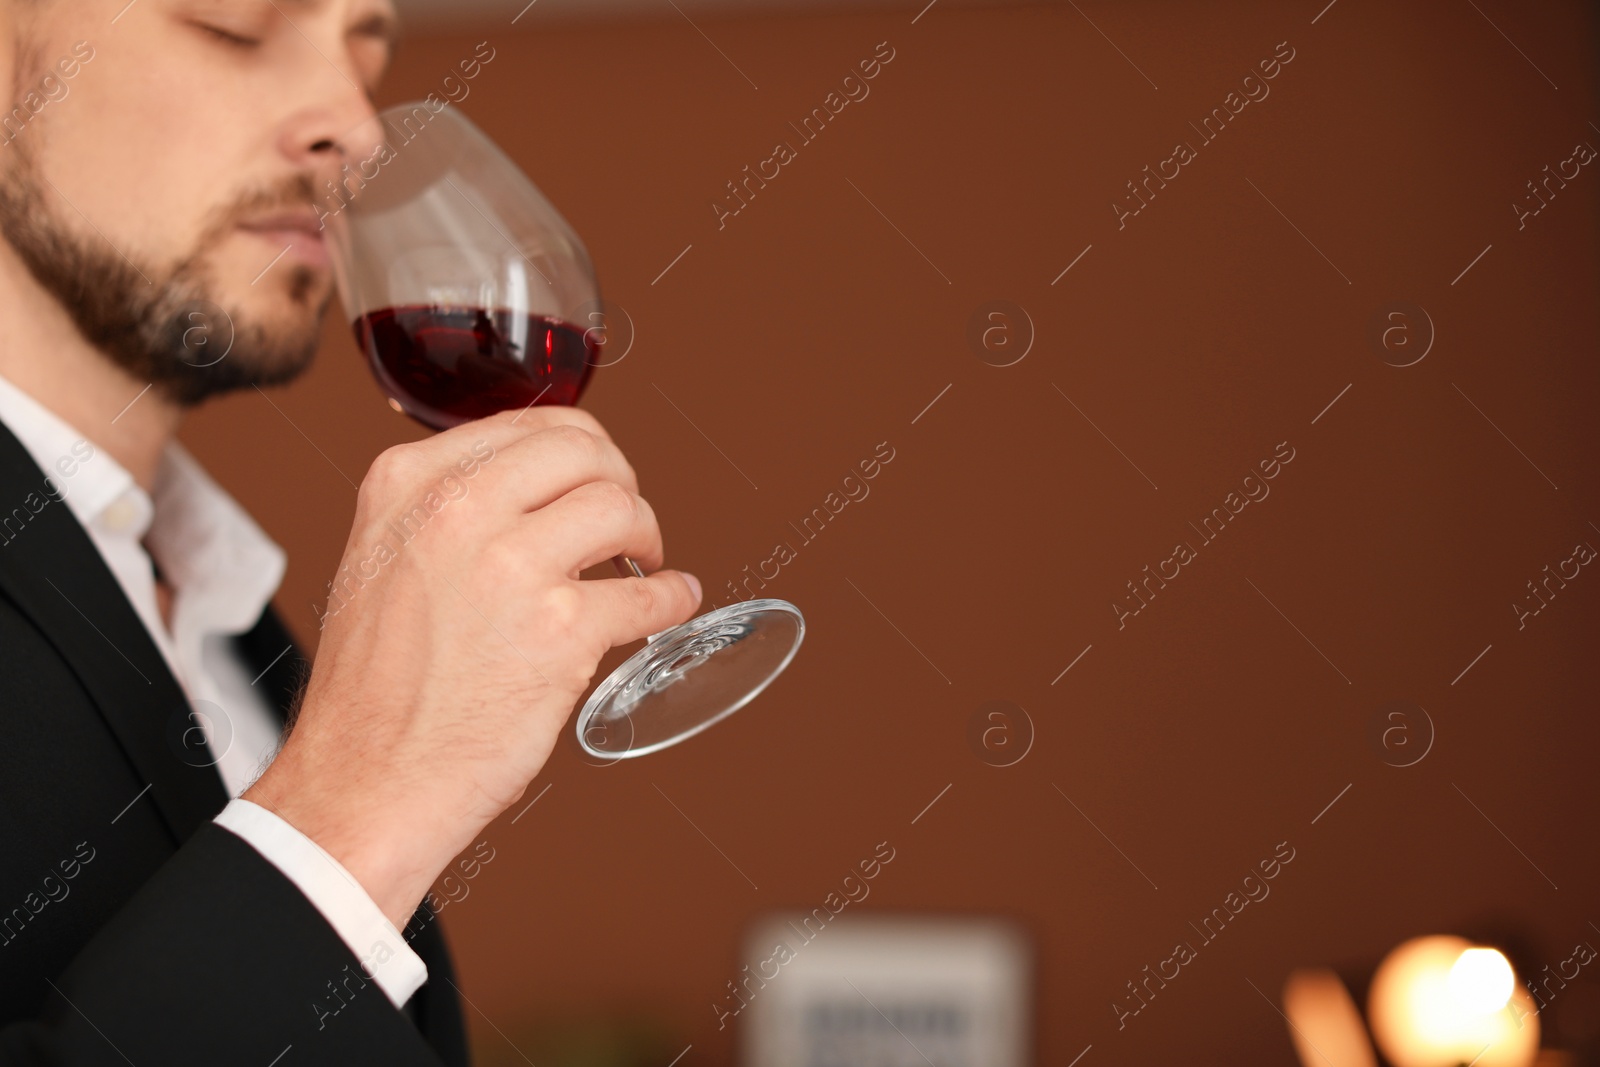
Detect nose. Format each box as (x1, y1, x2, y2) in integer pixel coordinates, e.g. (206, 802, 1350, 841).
(279, 97, 379, 170)
(274, 50, 381, 186)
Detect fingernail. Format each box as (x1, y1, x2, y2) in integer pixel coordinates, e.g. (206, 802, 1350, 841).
(683, 572, 702, 602)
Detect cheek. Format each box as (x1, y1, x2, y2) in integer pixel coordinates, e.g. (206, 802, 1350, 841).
(0, 31, 14, 96)
(30, 42, 256, 267)
(36, 92, 212, 262)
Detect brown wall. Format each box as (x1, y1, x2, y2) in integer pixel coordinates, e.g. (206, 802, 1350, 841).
(181, 1, 1600, 1063)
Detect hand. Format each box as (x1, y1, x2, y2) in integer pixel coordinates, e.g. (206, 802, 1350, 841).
(244, 407, 702, 925)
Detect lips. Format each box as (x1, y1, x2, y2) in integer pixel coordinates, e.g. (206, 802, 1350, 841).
(237, 210, 329, 269)
(238, 209, 323, 237)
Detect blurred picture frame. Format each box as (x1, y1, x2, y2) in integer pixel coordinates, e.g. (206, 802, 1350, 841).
(733, 913, 1031, 1067)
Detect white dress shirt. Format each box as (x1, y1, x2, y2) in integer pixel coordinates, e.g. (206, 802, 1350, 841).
(0, 372, 426, 1008)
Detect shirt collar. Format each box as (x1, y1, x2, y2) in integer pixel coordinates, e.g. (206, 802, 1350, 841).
(0, 371, 286, 645)
(148, 439, 287, 642)
(0, 370, 138, 531)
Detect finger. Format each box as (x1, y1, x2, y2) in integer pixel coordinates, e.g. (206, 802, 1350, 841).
(470, 403, 615, 443)
(580, 569, 704, 651)
(469, 422, 642, 513)
(522, 480, 665, 577)
(415, 405, 618, 471)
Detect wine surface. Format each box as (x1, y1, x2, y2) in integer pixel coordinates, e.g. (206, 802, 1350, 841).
(354, 305, 598, 429)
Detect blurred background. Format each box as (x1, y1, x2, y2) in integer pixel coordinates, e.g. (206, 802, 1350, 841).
(182, 0, 1600, 1063)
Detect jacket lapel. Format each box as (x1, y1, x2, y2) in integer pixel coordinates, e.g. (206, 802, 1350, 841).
(0, 417, 228, 844)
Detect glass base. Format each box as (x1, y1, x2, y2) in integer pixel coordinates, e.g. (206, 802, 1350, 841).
(575, 598, 804, 760)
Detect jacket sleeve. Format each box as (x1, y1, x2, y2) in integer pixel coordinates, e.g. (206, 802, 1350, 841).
(214, 798, 430, 1007)
(0, 822, 448, 1066)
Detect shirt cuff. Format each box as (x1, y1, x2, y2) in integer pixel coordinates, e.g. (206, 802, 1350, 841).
(213, 797, 428, 1008)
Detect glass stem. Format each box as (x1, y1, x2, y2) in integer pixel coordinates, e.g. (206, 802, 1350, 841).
(613, 554, 668, 644)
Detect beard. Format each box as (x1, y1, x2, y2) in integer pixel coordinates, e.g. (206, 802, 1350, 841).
(0, 136, 330, 407)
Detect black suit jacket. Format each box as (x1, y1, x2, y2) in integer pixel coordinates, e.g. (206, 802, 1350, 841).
(0, 417, 469, 1065)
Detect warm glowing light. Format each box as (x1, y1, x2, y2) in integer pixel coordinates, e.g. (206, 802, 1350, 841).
(1283, 968, 1378, 1067)
(1367, 935, 1539, 1067)
(1450, 948, 1515, 1016)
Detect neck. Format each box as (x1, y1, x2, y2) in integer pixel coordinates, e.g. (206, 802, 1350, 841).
(0, 242, 179, 493)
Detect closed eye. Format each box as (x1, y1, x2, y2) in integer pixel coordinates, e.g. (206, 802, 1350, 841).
(193, 21, 262, 48)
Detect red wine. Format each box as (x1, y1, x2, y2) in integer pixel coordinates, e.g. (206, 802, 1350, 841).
(354, 305, 599, 430)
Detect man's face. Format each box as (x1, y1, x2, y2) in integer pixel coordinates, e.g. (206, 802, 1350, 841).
(0, 0, 396, 404)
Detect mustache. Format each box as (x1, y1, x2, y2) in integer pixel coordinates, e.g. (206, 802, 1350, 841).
(199, 173, 321, 241)
(169, 172, 322, 282)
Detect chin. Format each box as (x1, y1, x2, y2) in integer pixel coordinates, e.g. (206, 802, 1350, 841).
(211, 229, 333, 305)
(219, 266, 334, 340)
(255, 260, 332, 310)
(160, 329, 323, 407)
(156, 279, 332, 407)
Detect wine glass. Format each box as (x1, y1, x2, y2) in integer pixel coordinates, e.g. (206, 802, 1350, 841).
(322, 101, 804, 759)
